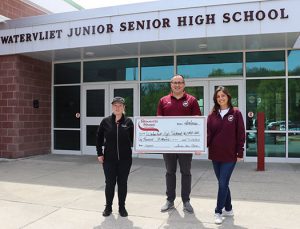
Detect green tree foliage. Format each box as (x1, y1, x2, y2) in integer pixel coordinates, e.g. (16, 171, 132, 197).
(288, 79, 300, 123)
(246, 67, 285, 77)
(247, 79, 285, 126)
(208, 68, 243, 77)
(140, 83, 170, 116)
(288, 66, 300, 76)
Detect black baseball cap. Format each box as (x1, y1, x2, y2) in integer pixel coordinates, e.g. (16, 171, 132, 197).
(111, 96, 125, 104)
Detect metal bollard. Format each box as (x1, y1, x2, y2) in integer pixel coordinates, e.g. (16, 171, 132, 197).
(257, 112, 265, 171)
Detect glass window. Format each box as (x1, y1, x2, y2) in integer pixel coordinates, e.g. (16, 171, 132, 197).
(54, 130, 80, 150)
(246, 133, 286, 157)
(265, 133, 286, 157)
(246, 132, 257, 157)
(54, 86, 80, 128)
(83, 58, 137, 82)
(54, 62, 80, 84)
(185, 86, 204, 114)
(86, 89, 105, 117)
(140, 82, 170, 116)
(288, 50, 300, 76)
(246, 51, 285, 77)
(214, 85, 239, 107)
(87, 125, 98, 146)
(246, 132, 256, 154)
(114, 88, 134, 117)
(246, 79, 285, 130)
(288, 78, 300, 131)
(177, 52, 243, 78)
(288, 133, 300, 158)
(141, 56, 174, 81)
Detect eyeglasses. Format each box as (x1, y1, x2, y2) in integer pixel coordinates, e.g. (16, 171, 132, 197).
(171, 81, 185, 85)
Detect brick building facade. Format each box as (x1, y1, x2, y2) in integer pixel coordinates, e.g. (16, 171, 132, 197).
(1, 0, 300, 162)
(0, 0, 51, 158)
(0, 0, 45, 19)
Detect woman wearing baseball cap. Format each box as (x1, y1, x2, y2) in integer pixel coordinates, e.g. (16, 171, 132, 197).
(96, 97, 134, 217)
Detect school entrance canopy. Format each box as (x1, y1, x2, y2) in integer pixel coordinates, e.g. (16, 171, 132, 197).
(0, 0, 299, 61)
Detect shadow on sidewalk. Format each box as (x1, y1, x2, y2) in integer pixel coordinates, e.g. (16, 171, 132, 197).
(93, 214, 142, 229)
(162, 208, 206, 229)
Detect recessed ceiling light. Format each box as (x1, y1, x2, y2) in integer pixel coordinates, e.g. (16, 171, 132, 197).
(198, 44, 207, 49)
(85, 51, 95, 56)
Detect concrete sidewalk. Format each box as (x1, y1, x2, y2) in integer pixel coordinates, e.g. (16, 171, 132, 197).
(0, 154, 299, 229)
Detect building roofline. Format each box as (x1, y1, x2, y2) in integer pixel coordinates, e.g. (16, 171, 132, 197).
(0, 0, 276, 29)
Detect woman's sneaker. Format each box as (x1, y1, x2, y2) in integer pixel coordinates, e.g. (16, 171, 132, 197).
(102, 206, 112, 217)
(119, 207, 128, 217)
(214, 213, 223, 224)
(222, 209, 234, 217)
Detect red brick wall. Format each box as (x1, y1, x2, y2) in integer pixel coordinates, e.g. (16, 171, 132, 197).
(0, 55, 51, 158)
(0, 0, 46, 19)
(0, 1, 51, 158)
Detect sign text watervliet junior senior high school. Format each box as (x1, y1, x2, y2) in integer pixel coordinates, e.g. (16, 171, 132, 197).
(0, 1, 294, 55)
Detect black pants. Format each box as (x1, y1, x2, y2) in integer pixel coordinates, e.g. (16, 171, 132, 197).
(163, 153, 193, 202)
(103, 159, 132, 208)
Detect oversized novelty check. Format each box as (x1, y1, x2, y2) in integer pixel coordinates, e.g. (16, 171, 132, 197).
(134, 116, 206, 153)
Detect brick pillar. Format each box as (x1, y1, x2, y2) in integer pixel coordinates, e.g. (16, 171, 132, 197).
(0, 55, 51, 158)
(0, 0, 46, 19)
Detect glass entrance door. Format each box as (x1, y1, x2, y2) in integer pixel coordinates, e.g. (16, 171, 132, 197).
(82, 85, 109, 155)
(109, 84, 138, 118)
(82, 84, 138, 155)
(209, 80, 246, 159)
(209, 80, 245, 115)
(184, 80, 245, 159)
(184, 81, 209, 116)
(183, 81, 208, 159)
(53, 85, 81, 154)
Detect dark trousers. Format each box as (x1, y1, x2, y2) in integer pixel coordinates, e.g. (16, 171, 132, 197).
(212, 161, 236, 214)
(103, 159, 132, 208)
(163, 153, 193, 202)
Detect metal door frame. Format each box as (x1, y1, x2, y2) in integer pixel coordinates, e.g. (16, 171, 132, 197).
(81, 83, 138, 155)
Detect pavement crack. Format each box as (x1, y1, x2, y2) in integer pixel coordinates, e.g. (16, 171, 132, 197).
(191, 167, 210, 191)
(130, 166, 143, 174)
(20, 208, 60, 228)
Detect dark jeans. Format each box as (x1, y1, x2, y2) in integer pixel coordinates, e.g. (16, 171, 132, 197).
(103, 159, 132, 208)
(163, 153, 193, 202)
(212, 161, 236, 214)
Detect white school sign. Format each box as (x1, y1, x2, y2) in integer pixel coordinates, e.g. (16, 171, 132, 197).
(0, 0, 299, 55)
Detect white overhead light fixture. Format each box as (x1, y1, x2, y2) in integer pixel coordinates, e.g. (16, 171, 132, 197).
(85, 51, 95, 56)
(198, 43, 207, 49)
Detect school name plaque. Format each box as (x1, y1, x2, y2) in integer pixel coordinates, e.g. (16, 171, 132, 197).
(134, 116, 206, 153)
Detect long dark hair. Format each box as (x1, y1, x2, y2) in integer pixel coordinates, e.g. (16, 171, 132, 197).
(212, 86, 233, 112)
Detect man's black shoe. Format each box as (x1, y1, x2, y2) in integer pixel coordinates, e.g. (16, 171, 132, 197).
(119, 208, 128, 217)
(183, 201, 194, 214)
(161, 200, 174, 212)
(102, 206, 112, 217)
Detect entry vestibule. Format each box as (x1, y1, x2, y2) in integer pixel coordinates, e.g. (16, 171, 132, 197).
(52, 49, 300, 162)
(54, 75, 244, 160)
